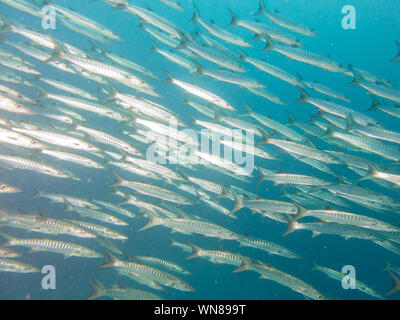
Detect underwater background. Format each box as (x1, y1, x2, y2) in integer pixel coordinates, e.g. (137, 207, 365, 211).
(0, 0, 399, 300)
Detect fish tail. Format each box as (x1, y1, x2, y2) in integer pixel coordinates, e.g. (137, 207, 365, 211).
(96, 250, 120, 269)
(367, 96, 381, 111)
(107, 171, 124, 188)
(261, 35, 275, 51)
(102, 80, 120, 102)
(386, 271, 400, 297)
(282, 216, 299, 237)
(358, 162, 379, 182)
(347, 65, 363, 86)
(233, 258, 252, 273)
(185, 242, 202, 260)
(254, 0, 267, 16)
(168, 237, 177, 247)
(0, 231, 15, 246)
(174, 32, 188, 49)
(237, 48, 247, 62)
(255, 127, 270, 145)
(190, 3, 200, 24)
(32, 188, 44, 199)
(286, 111, 297, 126)
(293, 204, 307, 221)
(138, 215, 164, 231)
(240, 103, 254, 119)
(32, 84, 48, 102)
(0, 13, 13, 33)
(294, 87, 309, 103)
(318, 125, 334, 140)
(163, 69, 174, 83)
(88, 281, 105, 300)
(191, 60, 204, 76)
(310, 262, 319, 272)
(256, 166, 265, 189)
(216, 185, 232, 199)
(226, 8, 240, 29)
(382, 260, 392, 272)
(44, 36, 65, 63)
(391, 40, 400, 62)
(230, 188, 244, 214)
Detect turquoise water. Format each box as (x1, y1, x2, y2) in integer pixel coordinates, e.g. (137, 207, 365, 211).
(0, 0, 399, 300)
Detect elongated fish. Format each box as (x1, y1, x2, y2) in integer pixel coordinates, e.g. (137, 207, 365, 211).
(0, 233, 102, 258)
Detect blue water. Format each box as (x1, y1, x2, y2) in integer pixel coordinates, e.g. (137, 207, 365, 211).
(0, 0, 399, 300)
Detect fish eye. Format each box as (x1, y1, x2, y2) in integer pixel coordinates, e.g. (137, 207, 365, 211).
(30, 139, 38, 144)
(16, 104, 22, 109)
(0, 184, 7, 190)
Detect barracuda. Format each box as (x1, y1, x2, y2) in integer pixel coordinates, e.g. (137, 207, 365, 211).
(108, 173, 192, 205)
(136, 255, 190, 274)
(295, 207, 400, 232)
(68, 219, 127, 240)
(12, 127, 101, 153)
(234, 260, 325, 300)
(262, 36, 346, 73)
(186, 243, 245, 266)
(349, 68, 400, 104)
(152, 43, 197, 73)
(227, 9, 302, 47)
(0, 210, 96, 238)
(39, 77, 97, 100)
(237, 235, 301, 259)
(0, 94, 34, 114)
(88, 281, 163, 300)
(258, 131, 341, 163)
(283, 219, 379, 240)
(52, 4, 121, 41)
(43, 93, 128, 122)
(0, 233, 102, 258)
(0, 258, 39, 273)
(0, 154, 71, 179)
(239, 50, 304, 87)
(0, 56, 40, 75)
(0, 18, 87, 57)
(254, 0, 318, 36)
(165, 71, 236, 110)
(231, 188, 297, 215)
(296, 88, 378, 126)
(121, 4, 185, 38)
(0, 248, 21, 258)
(176, 36, 245, 73)
(311, 263, 384, 299)
(45, 38, 154, 92)
(92, 199, 136, 218)
(191, 5, 250, 47)
(74, 124, 141, 156)
(64, 204, 128, 226)
(33, 190, 100, 209)
(0, 127, 45, 149)
(41, 149, 105, 169)
(139, 215, 239, 240)
(98, 251, 194, 291)
(321, 127, 400, 161)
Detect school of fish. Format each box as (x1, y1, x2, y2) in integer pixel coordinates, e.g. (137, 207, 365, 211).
(0, 0, 400, 300)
